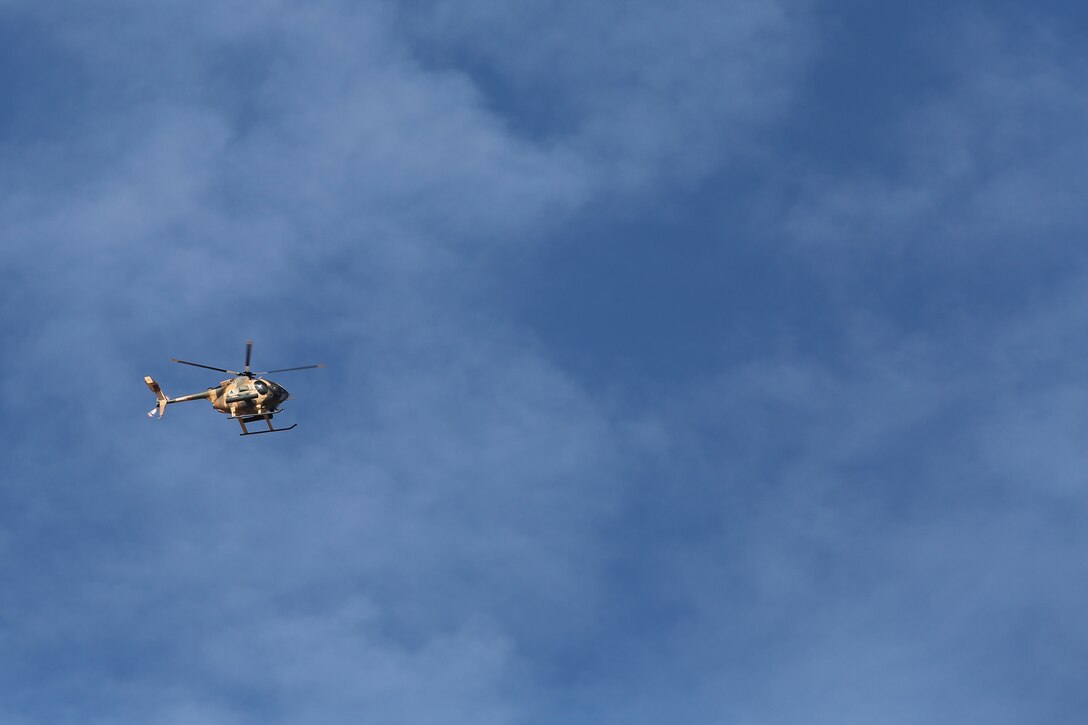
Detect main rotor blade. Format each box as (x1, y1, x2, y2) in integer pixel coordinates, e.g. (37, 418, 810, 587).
(262, 363, 326, 374)
(244, 340, 253, 371)
(171, 358, 239, 375)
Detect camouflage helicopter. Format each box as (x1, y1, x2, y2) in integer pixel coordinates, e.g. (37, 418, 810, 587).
(144, 340, 323, 435)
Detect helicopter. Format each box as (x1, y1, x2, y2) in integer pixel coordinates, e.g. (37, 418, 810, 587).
(144, 340, 323, 436)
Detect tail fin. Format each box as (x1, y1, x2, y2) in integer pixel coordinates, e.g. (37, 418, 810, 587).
(145, 376, 169, 418)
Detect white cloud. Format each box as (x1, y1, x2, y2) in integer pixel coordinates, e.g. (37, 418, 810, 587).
(786, 13, 1088, 254)
(405, 0, 813, 191)
(25, 3, 1088, 723)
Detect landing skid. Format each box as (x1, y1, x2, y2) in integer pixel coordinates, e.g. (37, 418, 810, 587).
(235, 413, 296, 436)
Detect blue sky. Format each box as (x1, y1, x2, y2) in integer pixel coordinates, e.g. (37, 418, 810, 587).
(2, 1, 1088, 722)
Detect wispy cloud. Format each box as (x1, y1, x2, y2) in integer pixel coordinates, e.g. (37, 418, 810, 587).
(1, 1, 818, 720)
(3, 2, 1086, 723)
(787, 12, 1088, 254)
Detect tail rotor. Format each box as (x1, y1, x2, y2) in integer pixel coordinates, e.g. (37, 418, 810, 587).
(145, 376, 169, 418)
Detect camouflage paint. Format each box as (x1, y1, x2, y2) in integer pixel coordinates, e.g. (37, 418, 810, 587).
(145, 341, 317, 435)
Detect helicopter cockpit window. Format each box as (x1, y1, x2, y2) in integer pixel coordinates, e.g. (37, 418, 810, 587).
(255, 381, 268, 394)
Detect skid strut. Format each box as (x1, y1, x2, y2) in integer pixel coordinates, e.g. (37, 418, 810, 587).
(236, 413, 297, 436)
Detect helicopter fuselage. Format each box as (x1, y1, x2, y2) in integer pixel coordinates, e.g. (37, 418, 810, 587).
(208, 376, 291, 417)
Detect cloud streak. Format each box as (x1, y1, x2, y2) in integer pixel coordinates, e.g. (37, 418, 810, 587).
(2, 2, 1087, 723)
